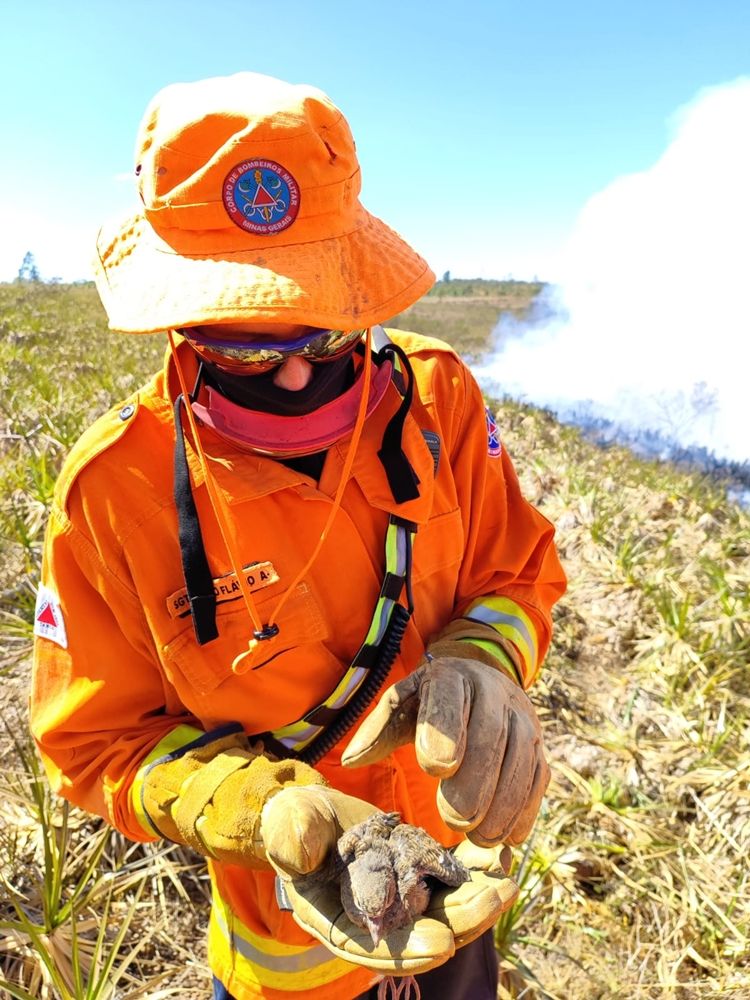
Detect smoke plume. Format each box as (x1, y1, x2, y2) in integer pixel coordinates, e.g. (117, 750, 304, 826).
(475, 78, 750, 467)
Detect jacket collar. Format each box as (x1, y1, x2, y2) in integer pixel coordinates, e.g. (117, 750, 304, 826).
(163, 338, 435, 521)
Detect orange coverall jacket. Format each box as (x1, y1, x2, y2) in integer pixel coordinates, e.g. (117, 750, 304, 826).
(31, 330, 566, 1000)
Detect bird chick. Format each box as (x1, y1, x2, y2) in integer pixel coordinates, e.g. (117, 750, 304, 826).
(335, 812, 470, 946)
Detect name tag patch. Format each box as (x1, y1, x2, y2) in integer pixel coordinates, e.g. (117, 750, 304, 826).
(34, 584, 68, 648)
(166, 561, 279, 619)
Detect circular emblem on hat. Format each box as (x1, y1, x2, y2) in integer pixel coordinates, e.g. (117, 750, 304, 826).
(223, 159, 300, 235)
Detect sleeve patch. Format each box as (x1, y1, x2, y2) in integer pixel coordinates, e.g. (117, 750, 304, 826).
(485, 406, 502, 457)
(34, 584, 68, 649)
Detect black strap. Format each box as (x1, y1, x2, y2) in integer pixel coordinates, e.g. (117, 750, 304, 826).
(173, 395, 218, 645)
(376, 343, 421, 504)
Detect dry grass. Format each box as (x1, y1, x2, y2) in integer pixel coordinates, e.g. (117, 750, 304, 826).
(1, 282, 748, 998)
(387, 280, 543, 360)
(496, 408, 750, 998)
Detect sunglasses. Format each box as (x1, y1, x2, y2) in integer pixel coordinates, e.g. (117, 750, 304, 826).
(180, 326, 365, 374)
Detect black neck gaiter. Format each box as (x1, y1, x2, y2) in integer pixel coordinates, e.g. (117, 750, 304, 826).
(201, 353, 356, 416)
(200, 353, 357, 480)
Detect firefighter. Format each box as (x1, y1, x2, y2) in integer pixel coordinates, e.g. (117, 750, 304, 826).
(31, 72, 566, 1000)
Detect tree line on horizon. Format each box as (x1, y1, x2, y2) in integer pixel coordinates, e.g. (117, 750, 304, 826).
(12, 252, 546, 294)
(430, 272, 546, 297)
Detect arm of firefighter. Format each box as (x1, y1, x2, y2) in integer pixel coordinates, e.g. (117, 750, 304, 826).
(435, 362, 567, 689)
(30, 504, 202, 843)
(31, 506, 376, 871)
(342, 358, 565, 845)
(131, 726, 374, 871)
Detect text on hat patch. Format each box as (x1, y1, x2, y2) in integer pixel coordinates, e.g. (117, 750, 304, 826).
(223, 159, 300, 235)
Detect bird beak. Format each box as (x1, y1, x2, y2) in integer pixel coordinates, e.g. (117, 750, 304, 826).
(365, 916, 385, 947)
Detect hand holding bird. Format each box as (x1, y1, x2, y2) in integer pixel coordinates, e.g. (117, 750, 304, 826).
(266, 787, 518, 975)
(335, 812, 470, 946)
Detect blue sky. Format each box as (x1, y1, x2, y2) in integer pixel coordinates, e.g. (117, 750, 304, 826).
(2, 0, 750, 282)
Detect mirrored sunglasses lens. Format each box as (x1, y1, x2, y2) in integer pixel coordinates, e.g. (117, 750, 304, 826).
(302, 329, 363, 360)
(182, 327, 364, 371)
(189, 343, 282, 372)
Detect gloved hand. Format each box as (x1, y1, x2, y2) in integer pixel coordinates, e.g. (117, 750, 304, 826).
(270, 786, 518, 974)
(341, 656, 549, 847)
(140, 730, 371, 871)
(261, 783, 380, 875)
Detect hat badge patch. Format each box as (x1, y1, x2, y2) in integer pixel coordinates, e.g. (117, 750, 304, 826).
(485, 406, 502, 457)
(223, 159, 300, 235)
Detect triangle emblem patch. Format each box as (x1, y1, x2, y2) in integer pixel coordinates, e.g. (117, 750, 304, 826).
(34, 584, 68, 649)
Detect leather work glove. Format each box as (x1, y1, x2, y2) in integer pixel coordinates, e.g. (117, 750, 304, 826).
(140, 730, 374, 871)
(341, 656, 549, 847)
(269, 786, 518, 974)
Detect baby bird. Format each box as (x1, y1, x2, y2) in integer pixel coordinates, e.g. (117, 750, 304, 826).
(335, 812, 470, 946)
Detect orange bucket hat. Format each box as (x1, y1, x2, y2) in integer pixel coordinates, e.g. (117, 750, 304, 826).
(94, 72, 435, 334)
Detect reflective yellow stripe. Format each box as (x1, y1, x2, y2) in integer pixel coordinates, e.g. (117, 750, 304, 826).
(363, 594, 388, 646)
(465, 596, 538, 679)
(272, 663, 370, 751)
(456, 636, 521, 684)
(269, 518, 412, 754)
(318, 664, 368, 713)
(207, 881, 372, 993)
(130, 724, 204, 836)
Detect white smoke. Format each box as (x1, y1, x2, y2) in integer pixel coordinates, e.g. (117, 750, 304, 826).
(475, 78, 750, 465)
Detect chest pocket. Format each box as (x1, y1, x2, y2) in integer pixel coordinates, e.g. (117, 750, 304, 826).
(161, 582, 328, 696)
(412, 508, 464, 581)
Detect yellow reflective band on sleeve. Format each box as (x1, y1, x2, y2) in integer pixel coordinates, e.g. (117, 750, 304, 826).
(207, 881, 377, 995)
(130, 724, 204, 836)
(456, 636, 521, 685)
(464, 596, 539, 682)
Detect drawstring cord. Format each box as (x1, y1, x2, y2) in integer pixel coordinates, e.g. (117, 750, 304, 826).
(167, 326, 374, 672)
(260, 326, 373, 632)
(378, 976, 421, 999)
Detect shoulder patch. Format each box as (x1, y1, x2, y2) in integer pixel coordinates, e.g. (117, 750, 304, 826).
(485, 406, 502, 457)
(34, 584, 67, 648)
(55, 395, 140, 512)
